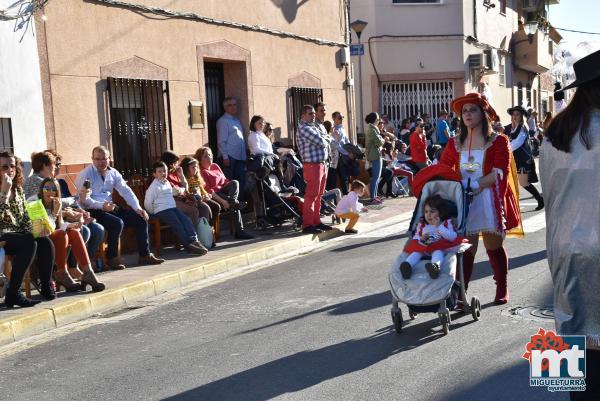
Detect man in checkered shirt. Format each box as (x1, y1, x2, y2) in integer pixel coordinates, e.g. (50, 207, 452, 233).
(296, 104, 332, 234)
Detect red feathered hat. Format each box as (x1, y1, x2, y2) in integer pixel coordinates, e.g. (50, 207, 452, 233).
(451, 93, 498, 122)
(411, 164, 462, 198)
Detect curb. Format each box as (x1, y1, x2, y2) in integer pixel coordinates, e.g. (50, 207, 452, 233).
(0, 211, 412, 345)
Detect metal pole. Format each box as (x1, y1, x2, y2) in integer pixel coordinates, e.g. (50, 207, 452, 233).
(357, 33, 364, 135)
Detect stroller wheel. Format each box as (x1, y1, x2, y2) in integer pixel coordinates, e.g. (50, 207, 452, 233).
(470, 296, 481, 321)
(408, 309, 417, 320)
(256, 218, 270, 230)
(391, 309, 403, 334)
(438, 308, 451, 335)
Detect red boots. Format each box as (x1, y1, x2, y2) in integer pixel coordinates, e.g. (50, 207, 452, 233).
(487, 247, 509, 304)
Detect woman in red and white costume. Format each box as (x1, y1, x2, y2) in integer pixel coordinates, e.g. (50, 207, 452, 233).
(439, 93, 521, 304)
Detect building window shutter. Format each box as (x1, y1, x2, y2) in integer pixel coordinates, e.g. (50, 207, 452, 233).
(106, 77, 173, 178)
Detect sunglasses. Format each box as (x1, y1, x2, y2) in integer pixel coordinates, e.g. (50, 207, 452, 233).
(42, 186, 57, 192)
(1, 164, 15, 171)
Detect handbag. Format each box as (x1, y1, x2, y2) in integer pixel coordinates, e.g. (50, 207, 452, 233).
(196, 217, 214, 249)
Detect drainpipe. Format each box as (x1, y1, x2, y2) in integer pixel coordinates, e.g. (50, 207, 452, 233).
(473, 0, 478, 40)
(344, 0, 357, 143)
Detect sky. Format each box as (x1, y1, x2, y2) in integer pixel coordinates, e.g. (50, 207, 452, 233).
(549, 0, 600, 47)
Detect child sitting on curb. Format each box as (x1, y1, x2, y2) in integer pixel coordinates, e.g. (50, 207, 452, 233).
(334, 180, 369, 234)
(144, 162, 208, 256)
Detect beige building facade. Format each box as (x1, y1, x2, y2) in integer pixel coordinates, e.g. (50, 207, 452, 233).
(14, 0, 352, 179)
(350, 0, 559, 131)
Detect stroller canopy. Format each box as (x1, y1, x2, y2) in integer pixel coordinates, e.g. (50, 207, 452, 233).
(411, 164, 461, 198)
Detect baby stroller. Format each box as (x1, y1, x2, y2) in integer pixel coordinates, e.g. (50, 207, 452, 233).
(279, 151, 306, 195)
(252, 170, 303, 230)
(388, 179, 481, 335)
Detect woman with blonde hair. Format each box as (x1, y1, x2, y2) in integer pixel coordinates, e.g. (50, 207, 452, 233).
(36, 177, 105, 292)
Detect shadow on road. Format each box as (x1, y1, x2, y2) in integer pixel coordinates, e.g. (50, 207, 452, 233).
(161, 318, 465, 401)
(237, 291, 392, 334)
(438, 362, 567, 401)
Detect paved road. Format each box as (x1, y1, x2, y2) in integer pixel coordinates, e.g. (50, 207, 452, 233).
(0, 188, 566, 401)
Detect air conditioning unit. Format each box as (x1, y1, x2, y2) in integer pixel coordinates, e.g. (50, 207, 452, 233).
(469, 54, 484, 69)
(484, 49, 499, 72)
(523, 0, 540, 11)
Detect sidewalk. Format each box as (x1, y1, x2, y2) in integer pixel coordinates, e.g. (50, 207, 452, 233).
(0, 196, 416, 346)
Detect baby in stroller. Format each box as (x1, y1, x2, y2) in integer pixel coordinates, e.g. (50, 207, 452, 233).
(400, 195, 463, 280)
(388, 176, 479, 335)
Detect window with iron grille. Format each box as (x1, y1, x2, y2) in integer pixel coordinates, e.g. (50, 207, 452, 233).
(0, 118, 14, 153)
(381, 81, 454, 132)
(106, 77, 173, 178)
(288, 87, 323, 149)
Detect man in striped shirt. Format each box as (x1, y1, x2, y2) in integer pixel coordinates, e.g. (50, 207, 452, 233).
(296, 104, 332, 234)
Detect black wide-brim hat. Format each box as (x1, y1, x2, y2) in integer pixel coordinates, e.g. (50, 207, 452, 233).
(563, 49, 600, 90)
(507, 105, 528, 116)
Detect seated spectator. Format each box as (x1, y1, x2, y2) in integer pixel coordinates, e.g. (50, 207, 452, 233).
(144, 162, 208, 255)
(383, 142, 414, 190)
(381, 114, 396, 137)
(323, 188, 342, 206)
(1, 152, 56, 307)
(75, 146, 164, 270)
(399, 118, 412, 144)
(335, 180, 369, 234)
(45, 149, 105, 275)
(161, 151, 214, 237)
(195, 147, 254, 240)
(248, 115, 276, 156)
(180, 156, 221, 231)
(378, 120, 397, 143)
(24, 150, 56, 199)
(246, 116, 284, 219)
(36, 178, 105, 292)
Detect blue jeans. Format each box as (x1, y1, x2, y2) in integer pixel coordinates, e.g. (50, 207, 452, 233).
(85, 221, 104, 260)
(222, 157, 247, 200)
(369, 158, 383, 200)
(90, 208, 150, 258)
(154, 208, 197, 246)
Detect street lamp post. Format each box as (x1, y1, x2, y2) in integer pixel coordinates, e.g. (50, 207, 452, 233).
(351, 19, 368, 135)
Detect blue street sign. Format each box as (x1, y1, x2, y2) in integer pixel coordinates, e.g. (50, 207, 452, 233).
(350, 44, 364, 56)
